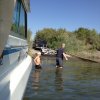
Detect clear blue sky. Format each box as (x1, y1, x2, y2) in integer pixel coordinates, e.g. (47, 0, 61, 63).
(28, 0, 100, 36)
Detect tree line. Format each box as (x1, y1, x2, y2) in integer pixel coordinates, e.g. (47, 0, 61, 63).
(34, 27, 100, 53)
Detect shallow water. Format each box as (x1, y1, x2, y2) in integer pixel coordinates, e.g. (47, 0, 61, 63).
(23, 56, 100, 100)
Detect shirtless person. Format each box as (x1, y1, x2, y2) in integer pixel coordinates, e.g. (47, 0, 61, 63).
(34, 52, 42, 69)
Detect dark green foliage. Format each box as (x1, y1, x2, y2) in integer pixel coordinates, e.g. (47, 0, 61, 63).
(34, 27, 100, 52)
(35, 28, 68, 49)
(65, 33, 85, 53)
(74, 28, 100, 50)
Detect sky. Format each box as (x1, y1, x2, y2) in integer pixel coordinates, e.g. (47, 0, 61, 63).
(28, 0, 100, 37)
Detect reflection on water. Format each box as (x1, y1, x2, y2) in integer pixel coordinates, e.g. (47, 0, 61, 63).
(23, 56, 100, 100)
(32, 69, 41, 95)
(55, 68, 63, 91)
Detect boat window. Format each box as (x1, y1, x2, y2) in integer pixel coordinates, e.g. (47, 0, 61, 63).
(19, 3, 25, 37)
(11, 0, 26, 39)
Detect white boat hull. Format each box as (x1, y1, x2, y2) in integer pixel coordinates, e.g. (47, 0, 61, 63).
(0, 35, 32, 100)
(0, 55, 32, 100)
(0, 0, 32, 99)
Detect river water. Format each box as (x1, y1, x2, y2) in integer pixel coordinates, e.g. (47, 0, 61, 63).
(23, 56, 100, 100)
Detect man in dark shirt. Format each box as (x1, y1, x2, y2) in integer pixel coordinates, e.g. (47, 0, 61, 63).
(56, 43, 71, 68)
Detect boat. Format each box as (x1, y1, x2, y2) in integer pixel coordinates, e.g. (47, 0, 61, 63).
(0, 0, 32, 100)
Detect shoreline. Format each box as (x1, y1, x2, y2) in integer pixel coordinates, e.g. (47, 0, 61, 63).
(72, 51, 100, 63)
(28, 49, 100, 63)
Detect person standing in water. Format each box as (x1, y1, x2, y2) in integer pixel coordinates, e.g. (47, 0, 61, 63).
(34, 52, 42, 69)
(56, 43, 71, 68)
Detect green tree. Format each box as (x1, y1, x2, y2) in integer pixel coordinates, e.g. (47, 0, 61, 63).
(35, 28, 68, 49)
(65, 32, 85, 53)
(34, 27, 100, 52)
(74, 27, 100, 50)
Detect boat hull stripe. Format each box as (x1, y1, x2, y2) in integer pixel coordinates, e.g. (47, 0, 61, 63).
(3, 48, 22, 55)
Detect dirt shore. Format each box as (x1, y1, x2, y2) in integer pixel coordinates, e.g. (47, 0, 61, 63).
(28, 49, 41, 57)
(28, 49, 100, 63)
(75, 51, 100, 63)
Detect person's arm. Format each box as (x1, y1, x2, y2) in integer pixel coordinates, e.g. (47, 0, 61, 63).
(65, 53, 71, 57)
(63, 53, 68, 60)
(34, 57, 37, 64)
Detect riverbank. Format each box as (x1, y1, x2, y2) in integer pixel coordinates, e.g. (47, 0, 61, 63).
(28, 49, 100, 63)
(28, 49, 41, 57)
(73, 50, 100, 63)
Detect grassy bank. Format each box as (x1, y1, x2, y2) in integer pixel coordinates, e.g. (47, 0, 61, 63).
(28, 48, 100, 63)
(70, 50, 100, 63)
(28, 49, 40, 58)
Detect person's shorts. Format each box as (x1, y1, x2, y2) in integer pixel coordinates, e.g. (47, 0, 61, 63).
(56, 58, 63, 67)
(35, 65, 42, 69)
